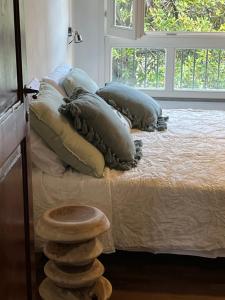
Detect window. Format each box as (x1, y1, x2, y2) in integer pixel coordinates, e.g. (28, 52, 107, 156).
(112, 48, 166, 89)
(106, 0, 225, 99)
(144, 0, 225, 33)
(107, 0, 144, 39)
(175, 49, 225, 90)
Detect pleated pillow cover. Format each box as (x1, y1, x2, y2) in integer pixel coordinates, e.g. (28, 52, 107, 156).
(97, 82, 168, 131)
(30, 82, 105, 178)
(59, 88, 143, 171)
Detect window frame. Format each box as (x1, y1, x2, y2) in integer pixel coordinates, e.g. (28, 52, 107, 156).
(105, 1, 225, 99)
(106, 0, 144, 40)
(105, 33, 225, 99)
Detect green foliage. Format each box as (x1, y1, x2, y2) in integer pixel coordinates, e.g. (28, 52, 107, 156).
(175, 49, 225, 90)
(145, 0, 225, 32)
(112, 0, 225, 90)
(115, 0, 133, 27)
(112, 48, 166, 88)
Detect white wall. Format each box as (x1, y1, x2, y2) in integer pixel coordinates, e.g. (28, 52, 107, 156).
(71, 0, 105, 86)
(160, 100, 225, 110)
(24, 0, 72, 80)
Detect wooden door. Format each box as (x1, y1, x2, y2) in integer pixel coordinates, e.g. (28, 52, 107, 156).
(0, 0, 35, 299)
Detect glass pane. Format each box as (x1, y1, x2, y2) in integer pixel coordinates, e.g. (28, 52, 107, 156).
(112, 48, 166, 89)
(114, 0, 133, 28)
(175, 49, 225, 90)
(145, 0, 225, 32)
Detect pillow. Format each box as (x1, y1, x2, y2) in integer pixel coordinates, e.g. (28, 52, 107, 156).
(30, 129, 66, 176)
(30, 84, 105, 178)
(112, 108, 132, 130)
(59, 88, 142, 171)
(38, 81, 63, 99)
(62, 68, 99, 96)
(42, 78, 67, 97)
(45, 64, 72, 84)
(96, 82, 168, 132)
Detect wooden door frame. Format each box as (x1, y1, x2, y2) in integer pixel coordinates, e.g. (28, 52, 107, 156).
(13, 1, 36, 298)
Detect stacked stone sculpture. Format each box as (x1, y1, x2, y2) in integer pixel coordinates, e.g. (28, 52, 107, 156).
(36, 205, 112, 300)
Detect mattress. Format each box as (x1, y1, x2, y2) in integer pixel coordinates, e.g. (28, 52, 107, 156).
(32, 109, 225, 258)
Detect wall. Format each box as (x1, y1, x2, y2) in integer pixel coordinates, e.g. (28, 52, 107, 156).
(24, 0, 72, 80)
(159, 100, 225, 110)
(71, 0, 105, 86)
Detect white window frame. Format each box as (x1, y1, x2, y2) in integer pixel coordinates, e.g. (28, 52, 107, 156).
(106, 0, 144, 40)
(105, 0, 225, 99)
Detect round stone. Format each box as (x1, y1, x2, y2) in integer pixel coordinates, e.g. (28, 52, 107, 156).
(44, 259, 104, 289)
(39, 278, 89, 300)
(39, 277, 112, 300)
(36, 205, 110, 243)
(44, 238, 103, 266)
(90, 276, 112, 300)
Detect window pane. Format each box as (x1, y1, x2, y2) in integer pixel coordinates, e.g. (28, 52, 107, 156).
(145, 0, 225, 32)
(175, 49, 225, 90)
(112, 48, 166, 89)
(114, 0, 133, 28)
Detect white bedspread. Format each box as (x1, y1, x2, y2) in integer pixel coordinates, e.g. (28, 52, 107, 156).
(32, 109, 225, 257)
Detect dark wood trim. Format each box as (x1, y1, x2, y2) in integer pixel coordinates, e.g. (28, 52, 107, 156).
(13, 0, 24, 101)
(21, 137, 36, 300)
(13, 1, 36, 299)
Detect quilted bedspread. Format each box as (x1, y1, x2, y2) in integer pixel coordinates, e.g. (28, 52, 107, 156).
(32, 109, 225, 257)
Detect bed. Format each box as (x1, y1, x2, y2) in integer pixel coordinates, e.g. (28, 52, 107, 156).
(32, 108, 225, 258)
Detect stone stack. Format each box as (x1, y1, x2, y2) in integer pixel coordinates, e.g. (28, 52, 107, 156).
(36, 205, 112, 300)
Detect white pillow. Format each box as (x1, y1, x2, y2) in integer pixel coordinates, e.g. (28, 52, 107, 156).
(30, 129, 66, 176)
(45, 64, 72, 84)
(62, 68, 99, 95)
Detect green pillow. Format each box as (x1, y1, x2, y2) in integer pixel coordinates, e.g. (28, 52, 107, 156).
(38, 80, 63, 98)
(59, 88, 142, 171)
(62, 68, 99, 96)
(97, 82, 168, 131)
(30, 84, 105, 178)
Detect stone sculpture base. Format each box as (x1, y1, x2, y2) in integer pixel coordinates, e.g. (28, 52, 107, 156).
(39, 277, 112, 300)
(36, 205, 112, 300)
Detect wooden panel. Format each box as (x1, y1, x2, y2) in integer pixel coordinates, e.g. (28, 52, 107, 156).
(0, 102, 26, 167)
(0, 1, 36, 298)
(0, 150, 27, 300)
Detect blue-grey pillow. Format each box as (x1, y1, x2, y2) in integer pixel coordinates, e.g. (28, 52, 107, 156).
(59, 88, 142, 171)
(97, 82, 168, 131)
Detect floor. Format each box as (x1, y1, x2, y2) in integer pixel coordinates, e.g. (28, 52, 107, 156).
(36, 251, 225, 299)
(101, 251, 225, 300)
